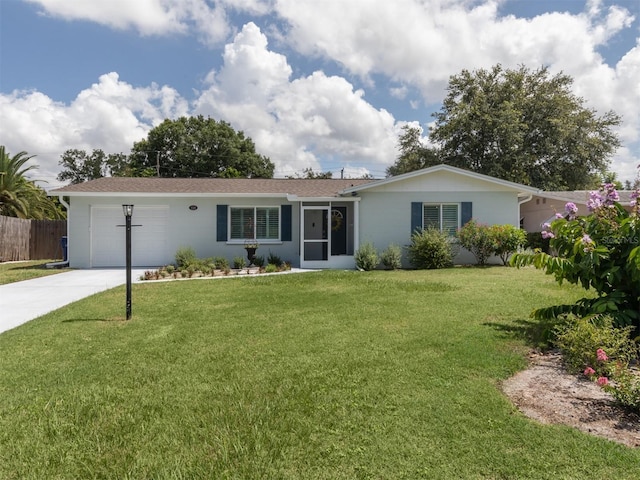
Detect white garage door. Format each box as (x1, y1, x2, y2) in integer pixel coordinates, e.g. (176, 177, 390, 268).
(91, 206, 168, 267)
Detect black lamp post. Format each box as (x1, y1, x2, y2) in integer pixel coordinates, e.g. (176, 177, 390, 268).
(123, 204, 134, 320)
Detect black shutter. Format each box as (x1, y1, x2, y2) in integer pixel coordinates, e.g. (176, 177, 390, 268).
(461, 202, 472, 226)
(216, 205, 227, 242)
(411, 202, 423, 234)
(281, 204, 292, 241)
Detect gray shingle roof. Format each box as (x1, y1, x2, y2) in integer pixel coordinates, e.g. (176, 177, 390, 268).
(538, 190, 634, 205)
(50, 177, 375, 197)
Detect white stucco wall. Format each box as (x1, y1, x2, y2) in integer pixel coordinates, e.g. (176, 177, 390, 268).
(66, 196, 300, 268)
(354, 170, 523, 266)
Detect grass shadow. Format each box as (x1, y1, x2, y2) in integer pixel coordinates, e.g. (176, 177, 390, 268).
(6, 262, 66, 271)
(61, 317, 124, 324)
(484, 317, 561, 350)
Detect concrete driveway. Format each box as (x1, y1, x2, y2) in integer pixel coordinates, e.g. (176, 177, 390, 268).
(0, 269, 148, 335)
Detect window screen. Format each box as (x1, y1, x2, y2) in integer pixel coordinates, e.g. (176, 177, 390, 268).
(230, 207, 279, 240)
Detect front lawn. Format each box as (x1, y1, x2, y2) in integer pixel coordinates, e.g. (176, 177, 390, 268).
(1, 268, 638, 479)
(0, 260, 70, 285)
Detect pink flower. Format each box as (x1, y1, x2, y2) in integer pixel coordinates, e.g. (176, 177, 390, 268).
(596, 348, 609, 362)
(564, 202, 578, 219)
(587, 191, 603, 212)
(597, 376, 609, 386)
(584, 367, 596, 376)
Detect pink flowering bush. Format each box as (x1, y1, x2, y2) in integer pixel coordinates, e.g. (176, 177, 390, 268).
(553, 315, 637, 375)
(605, 364, 640, 411)
(512, 169, 640, 327)
(582, 346, 640, 413)
(596, 348, 609, 362)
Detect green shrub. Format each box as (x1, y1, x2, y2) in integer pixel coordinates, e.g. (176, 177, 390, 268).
(212, 256, 229, 270)
(605, 367, 640, 412)
(354, 242, 379, 271)
(457, 220, 496, 265)
(491, 224, 526, 265)
(165, 265, 175, 274)
(525, 231, 550, 253)
(232, 256, 246, 269)
(175, 246, 197, 268)
(553, 315, 637, 375)
(407, 227, 455, 269)
(265, 264, 278, 273)
(558, 314, 640, 413)
(253, 255, 265, 268)
(380, 244, 402, 270)
(267, 252, 282, 266)
(191, 259, 209, 273)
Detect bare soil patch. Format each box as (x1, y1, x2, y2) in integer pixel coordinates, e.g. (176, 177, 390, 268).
(502, 351, 640, 447)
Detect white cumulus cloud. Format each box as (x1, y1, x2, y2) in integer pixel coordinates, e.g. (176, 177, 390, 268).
(1, 74, 188, 188)
(9, 0, 640, 184)
(194, 23, 401, 177)
(24, 0, 232, 44)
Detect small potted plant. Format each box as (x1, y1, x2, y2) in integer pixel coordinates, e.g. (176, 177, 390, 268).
(244, 240, 259, 266)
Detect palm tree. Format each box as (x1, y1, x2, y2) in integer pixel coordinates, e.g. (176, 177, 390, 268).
(0, 146, 63, 219)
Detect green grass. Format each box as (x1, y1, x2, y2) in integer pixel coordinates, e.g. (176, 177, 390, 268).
(1, 268, 638, 479)
(0, 260, 71, 285)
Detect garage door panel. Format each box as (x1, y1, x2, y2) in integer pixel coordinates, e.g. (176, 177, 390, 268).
(91, 206, 168, 267)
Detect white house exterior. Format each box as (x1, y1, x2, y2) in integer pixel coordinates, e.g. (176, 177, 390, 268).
(50, 165, 539, 269)
(342, 166, 539, 265)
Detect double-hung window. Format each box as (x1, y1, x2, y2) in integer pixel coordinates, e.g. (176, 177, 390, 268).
(423, 203, 460, 236)
(230, 207, 279, 241)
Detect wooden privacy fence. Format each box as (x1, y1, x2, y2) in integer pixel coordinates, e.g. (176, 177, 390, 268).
(0, 216, 67, 262)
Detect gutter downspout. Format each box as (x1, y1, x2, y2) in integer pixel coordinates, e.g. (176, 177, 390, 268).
(518, 193, 533, 206)
(518, 193, 534, 229)
(46, 195, 70, 269)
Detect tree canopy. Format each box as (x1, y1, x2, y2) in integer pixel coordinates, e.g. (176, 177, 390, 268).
(57, 149, 148, 185)
(130, 116, 274, 178)
(1, 146, 64, 219)
(287, 168, 333, 179)
(428, 65, 621, 190)
(386, 125, 440, 176)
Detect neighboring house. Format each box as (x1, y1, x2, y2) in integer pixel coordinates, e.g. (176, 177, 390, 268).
(521, 191, 635, 233)
(50, 164, 539, 269)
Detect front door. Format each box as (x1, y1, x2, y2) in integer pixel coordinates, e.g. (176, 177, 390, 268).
(300, 203, 358, 269)
(303, 208, 328, 261)
(330, 207, 347, 255)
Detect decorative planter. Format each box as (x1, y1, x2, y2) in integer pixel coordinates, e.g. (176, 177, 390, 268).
(245, 247, 257, 266)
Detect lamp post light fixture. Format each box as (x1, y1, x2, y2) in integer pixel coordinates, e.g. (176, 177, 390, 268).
(123, 204, 134, 320)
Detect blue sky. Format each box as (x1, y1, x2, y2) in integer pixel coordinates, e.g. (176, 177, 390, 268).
(1, 0, 639, 189)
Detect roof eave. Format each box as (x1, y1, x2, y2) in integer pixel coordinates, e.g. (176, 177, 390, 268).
(49, 191, 293, 198)
(341, 164, 540, 195)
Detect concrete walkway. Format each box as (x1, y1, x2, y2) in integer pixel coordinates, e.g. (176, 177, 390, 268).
(0, 269, 148, 335)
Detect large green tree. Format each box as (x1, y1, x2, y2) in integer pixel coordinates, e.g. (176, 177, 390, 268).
(429, 65, 621, 190)
(0, 146, 63, 219)
(130, 116, 274, 178)
(387, 125, 440, 176)
(58, 149, 151, 185)
(287, 167, 333, 179)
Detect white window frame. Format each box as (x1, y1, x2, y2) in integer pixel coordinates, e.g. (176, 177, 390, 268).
(229, 206, 281, 242)
(423, 203, 460, 236)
